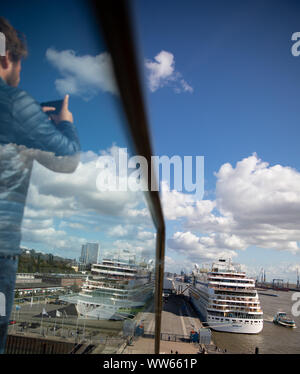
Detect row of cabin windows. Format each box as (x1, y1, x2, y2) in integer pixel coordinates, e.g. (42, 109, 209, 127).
(209, 278, 254, 284)
(209, 310, 262, 319)
(93, 267, 137, 274)
(210, 317, 261, 323)
(214, 291, 256, 297)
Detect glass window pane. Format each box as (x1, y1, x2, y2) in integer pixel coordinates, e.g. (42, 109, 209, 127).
(0, 0, 157, 354)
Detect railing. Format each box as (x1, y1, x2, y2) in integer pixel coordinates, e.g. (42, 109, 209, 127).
(208, 305, 262, 313)
(90, 0, 166, 354)
(215, 296, 259, 302)
(210, 271, 246, 277)
(213, 286, 256, 293)
(212, 301, 260, 307)
(207, 278, 255, 286)
(142, 331, 191, 343)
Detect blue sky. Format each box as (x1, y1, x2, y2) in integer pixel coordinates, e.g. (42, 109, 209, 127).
(133, 0, 300, 282)
(2, 0, 300, 282)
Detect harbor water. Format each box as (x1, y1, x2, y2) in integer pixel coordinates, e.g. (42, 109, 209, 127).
(211, 289, 300, 354)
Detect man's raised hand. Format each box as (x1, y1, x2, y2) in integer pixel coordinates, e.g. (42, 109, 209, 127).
(50, 94, 74, 124)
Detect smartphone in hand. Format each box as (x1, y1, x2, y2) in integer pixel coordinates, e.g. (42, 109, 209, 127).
(40, 100, 63, 115)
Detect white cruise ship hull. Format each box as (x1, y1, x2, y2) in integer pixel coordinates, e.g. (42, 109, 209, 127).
(76, 300, 120, 320)
(206, 315, 263, 334)
(189, 291, 263, 334)
(189, 259, 264, 334)
(75, 292, 153, 320)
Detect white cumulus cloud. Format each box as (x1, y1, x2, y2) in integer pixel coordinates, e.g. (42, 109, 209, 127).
(163, 154, 300, 270)
(45, 48, 118, 99)
(21, 146, 153, 257)
(145, 50, 193, 93)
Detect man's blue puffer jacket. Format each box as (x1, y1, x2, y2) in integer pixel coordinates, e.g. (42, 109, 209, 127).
(0, 77, 80, 256)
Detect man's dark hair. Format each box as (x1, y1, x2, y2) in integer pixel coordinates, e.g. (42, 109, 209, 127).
(0, 17, 27, 62)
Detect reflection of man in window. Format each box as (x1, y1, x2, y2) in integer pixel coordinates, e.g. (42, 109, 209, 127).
(0, 17, 80, 353)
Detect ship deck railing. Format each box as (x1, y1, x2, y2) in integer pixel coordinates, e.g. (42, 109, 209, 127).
(212, 301, 260, 307)
(212, 286, 257, 293)
(214, 296, 259, 302)
(207, 306, 263, 313)
(209, 271, 246, 276)
(208, 304, 263, 310)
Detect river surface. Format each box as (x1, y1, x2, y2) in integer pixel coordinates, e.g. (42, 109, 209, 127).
(211, 289, 300, 354)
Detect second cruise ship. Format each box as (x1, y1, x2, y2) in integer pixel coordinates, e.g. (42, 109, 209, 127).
(61, 258, 155, 320)
(189, 258, 263, 334)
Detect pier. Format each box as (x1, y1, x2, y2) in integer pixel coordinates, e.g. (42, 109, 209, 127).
(121, 292, 224, 354)
(6, 283, 225, 354)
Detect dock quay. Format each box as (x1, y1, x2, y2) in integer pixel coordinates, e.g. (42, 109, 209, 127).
(121, 294, 225, 354)
(5, 291, 224, 354)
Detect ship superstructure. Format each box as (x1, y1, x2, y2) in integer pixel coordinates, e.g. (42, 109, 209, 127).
(74, 258, 154, 320)
(189, 258, 263, 334)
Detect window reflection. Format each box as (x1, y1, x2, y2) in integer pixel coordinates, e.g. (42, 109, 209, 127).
(1, 0, 157, 354)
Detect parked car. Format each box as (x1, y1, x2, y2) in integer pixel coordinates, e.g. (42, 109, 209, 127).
(8, 320, 16, 325)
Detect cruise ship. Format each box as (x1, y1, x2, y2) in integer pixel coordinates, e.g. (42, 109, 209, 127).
(70, 259, 154, 320)
(189, 258, 263, 334)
